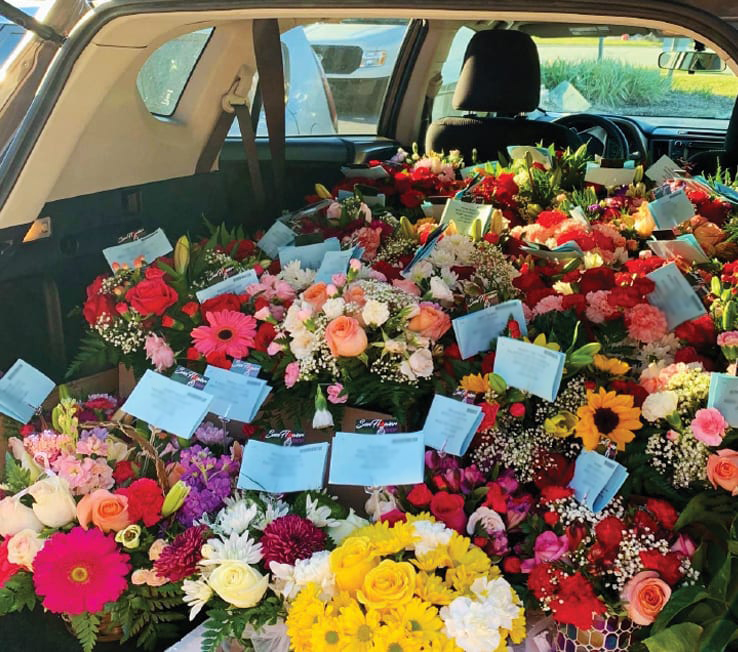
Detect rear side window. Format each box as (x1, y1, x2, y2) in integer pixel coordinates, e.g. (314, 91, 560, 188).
(137, 28, 213, 116)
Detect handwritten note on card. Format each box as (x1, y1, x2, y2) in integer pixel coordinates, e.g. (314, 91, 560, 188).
(0, 360, 55, 424)
(440, 199, 492, 236)
(103, 229, 173, 270)
(647, 262, 706, 330)
(493, 337, 566, 402)
(452, 300, 527, 360)
(237, 440, 328, 493)
(648, 189, 695, 230)
(121, 370, 213, 439)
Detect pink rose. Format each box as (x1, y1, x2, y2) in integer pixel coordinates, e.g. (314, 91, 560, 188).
(407, 302, 451, 341)
(671, 533, 696, 557)
(533, 531, 568, 564)
(327, 383, 347, 404)
(392, 279, 421, 297)
(621, 571, 671, 625)
(691, 408, 729, 446)
(284, 361, 300, 388)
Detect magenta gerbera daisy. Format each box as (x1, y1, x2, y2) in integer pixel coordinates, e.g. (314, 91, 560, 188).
(191, 310, 257, 358)
(260, 514, 327, 567)
(32, 527, 130, 615)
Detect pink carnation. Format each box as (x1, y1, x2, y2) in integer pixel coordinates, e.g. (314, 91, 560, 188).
(327, 383, 347, 404)
(585, 290, 619, 324)
(717, 331, 738, 347)
(284, 361, 300, 388)
(144, 334, 175, 372)
(691, 407, 729, 446)
(626, 304, 668, 343)
(533, 295, 564, 317)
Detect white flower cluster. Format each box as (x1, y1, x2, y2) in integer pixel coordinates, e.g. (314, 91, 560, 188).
(94, 313, 146, 353)
(646, 431, 710, 488)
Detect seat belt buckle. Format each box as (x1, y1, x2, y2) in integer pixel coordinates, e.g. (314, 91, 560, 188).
(221, 64, 255, 114)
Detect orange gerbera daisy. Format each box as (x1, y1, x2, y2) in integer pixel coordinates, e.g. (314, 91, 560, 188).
(575, 388, 642, 451)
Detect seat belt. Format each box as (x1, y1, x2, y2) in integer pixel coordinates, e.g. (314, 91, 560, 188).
(195, 19, 286, 212)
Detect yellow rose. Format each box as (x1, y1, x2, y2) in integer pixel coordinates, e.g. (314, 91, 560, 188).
(330, 536, 378, 592)
(208, 562, 268, 608)
(357, 559, 416, 610)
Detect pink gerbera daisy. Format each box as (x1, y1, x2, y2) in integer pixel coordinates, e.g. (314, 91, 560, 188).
(191, 310, 257, 358)
(33, 527, 130, 614)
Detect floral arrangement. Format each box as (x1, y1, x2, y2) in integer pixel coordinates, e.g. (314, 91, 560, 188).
(285, 517, 525, 652)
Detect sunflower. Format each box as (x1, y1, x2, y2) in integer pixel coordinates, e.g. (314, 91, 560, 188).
(384, 598, 444, 645)
(338, 602, 381, 652)
(575, 388, 642, 450)
(459, 373, 489, 394)
(593, 354, 630, 376)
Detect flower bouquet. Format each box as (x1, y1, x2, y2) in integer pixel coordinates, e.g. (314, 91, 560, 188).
(285, 516, 525, 652)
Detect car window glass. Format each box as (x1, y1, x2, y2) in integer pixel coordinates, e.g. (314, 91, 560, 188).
(137, 28, 213, 117)
(229, 20, 409, 139)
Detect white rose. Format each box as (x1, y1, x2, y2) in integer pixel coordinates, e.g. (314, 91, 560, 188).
(6, 529, 44, 570)
(327, 509, 370, 545)
(408, 349, 434, 378)
(0, 497, 43, 537)
(641, 391, 679, 422)
(430, 276, 454, 303)
(27, 475, 78, 528)
(322, 297, 346, 320)
(467, 507, 506, 536)
(106, 440, 130, 463)
(290, 330, 317, 359)
(361, 299, 390, 327)
(208, 561, 268, 608)
(283, 303, 310, 334)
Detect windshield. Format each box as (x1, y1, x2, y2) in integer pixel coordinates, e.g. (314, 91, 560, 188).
(535, 32, 737, 120)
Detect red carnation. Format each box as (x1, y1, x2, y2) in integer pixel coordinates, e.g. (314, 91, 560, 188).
(540, 486, 573, 503)
(253, 322, 276, 352)
(406, 484, 434, 508)
(181, 301, 199, 317)
(260, 514, 326, 567)
(200, 293, 243, 316)
(112, 460, 135, 485)
(430, 491, 467, 533)
(479, 401, 500, 431)
(116, 478, 164, 527)
(595, 516, 624, 550)
(227, 239, 256, 261)
(484, 484, 508, 512)
(552, 572, 607, 629)
(154, 525, 209, 581)
(503, 556, 522, 574)
(543, 511, 559, 526)
(645, 498, 678, 530)
(579, 268, 615, 295)
(536, 210, 568, 229)
(639, 550, 684, 585)
(674, 315, 715, 349)
(0, 539, 21, 588)
(610, 380, 648, 407)
(400, 189, 425, 208)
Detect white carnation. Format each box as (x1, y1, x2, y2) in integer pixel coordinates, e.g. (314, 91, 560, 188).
(290, 330, 318, 359)
(322, 297, 346, 320)
(411, 519, 453, 555)
(430, 276, 454, 303)
(409, 260, 433, 282)
(362, 299, 390, 327)
(641, 390, 679, 422)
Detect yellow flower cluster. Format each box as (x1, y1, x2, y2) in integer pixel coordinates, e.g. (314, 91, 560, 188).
(286, 517, 524, 652)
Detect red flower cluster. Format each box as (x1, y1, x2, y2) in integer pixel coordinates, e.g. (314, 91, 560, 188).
(260, 514, 327, 567)
(116, 478, 164, 527)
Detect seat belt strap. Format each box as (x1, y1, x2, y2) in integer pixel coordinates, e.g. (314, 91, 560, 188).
(253, 18, 286, 208)
(234, 103, 266, 215)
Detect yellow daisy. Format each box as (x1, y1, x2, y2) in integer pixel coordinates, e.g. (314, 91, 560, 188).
(384, 598, 444, 645)
(414, 572, 457, 606)
(593, 354, 630, 376)
(426, 636, 463, 652)
(445, 565, 480, 593)
(509, 607, 527, 645)
(339, 603, 382, 652)
(459, 373, 489, 394)
(412, 547, 453, 572)
(348, 521, 414, 556)
(447, 533, 491, 575)
(575, 388, 642, 450)
(287, 584, 325, 651)
(371, 626, 422, 652)
(311, 616, 344, 652)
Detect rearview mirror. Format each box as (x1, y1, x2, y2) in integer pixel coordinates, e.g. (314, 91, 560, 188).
(658, 51, 726, 72)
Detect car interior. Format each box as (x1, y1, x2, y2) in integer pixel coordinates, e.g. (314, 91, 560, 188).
(0, 6, 736, 380)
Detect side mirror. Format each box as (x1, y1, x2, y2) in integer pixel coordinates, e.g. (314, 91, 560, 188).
(658, 51, 726, 72)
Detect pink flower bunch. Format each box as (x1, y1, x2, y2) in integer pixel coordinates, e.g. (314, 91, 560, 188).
(626, 303, 669, 344)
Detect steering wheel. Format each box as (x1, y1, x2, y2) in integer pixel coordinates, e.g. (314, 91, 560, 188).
(554, 114, 630, 160)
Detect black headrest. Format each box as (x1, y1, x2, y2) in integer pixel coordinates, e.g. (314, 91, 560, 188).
(452, 30, 541, 114)
(725, 94, 738, 155)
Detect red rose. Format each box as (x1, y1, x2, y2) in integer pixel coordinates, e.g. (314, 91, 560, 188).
(181, 301, 199, 317)
(479, 402, 499, 431)
(645, 498, 678, 530)
(400, 189, 425, 208)
(566, 523, 588, 550)
(509, 402, 526, 418)
(674, 315, 715, 349)
(561, 294, 586, 315)
(594, 516, 624, 553)
(371, 260, 402, 281)
(406, 484, 433, 508)
(534, 453, 575, 489)
(83, 293, 117, 325)
(200, 293, 243, 316)
(543, 511, 559, 526)
(115, 478, 164, 527)
(430, 491, 467, 532)
(127, 277, 178, 316)
(503, 556, 522, 574)
(227, 239, 256, 261)
(484, 484, 508, 512)
(639, 550, 684, 585)
(610, 380, 648, 407)
(112, 460, 136, 485)
(380, 509, 407, 526)
(253, 322, 276, 352)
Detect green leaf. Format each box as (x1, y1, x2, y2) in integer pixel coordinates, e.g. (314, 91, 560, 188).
(652, 586, 710, 633)
(644, 623, 703, 652)
(699, 619, 738, 652)
(69, 612, 101, 652)
(2, 453, 31, 491)
(66, 331, 120, 379)
(708, 555, 734, 601)
(675, 492, 735, 533)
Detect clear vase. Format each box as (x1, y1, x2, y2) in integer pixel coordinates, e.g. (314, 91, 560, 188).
(553, 615, 638, 652)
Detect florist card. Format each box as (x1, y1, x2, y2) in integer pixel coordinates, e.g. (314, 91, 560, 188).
(647, 189, 695, 230)
(493, 336, 566, 402)
(237, 440, 328, 493)
(121, 370, 213, 439)
(440, 198, 493, 236)
(278, 237, 341, 271)
(0, 359, 55, 424)
(452, 299, 527, 360)
(230, 360, 261, 377)
(195, 268, 259, 303)
(203, 365, 270, 423)
(708, 373, 738, 427)
(329, 432, 425, 487)
(647, 262, 706, 330)
(102, 228, 173, 270)
(257, 220, 295, 258)
(422, 394, 484, 456)
(648, 234, 709, 264)
(584, 163, 636, 187)
(569, 450, 629, 512)
(507, 145, 553, 167)
(645, 154, 682, 184)
(314, 246, 362, 284)
(339, 164, 389, 180)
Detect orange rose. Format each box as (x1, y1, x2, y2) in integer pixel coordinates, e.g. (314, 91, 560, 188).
(407, 302, 451, 341)
(303, 282, 329, 312)
(343, 283, 367, 309)
(621, 571, 671, 625)
(707, 449, 738, 494)
(77, 489, 131, 533)
(325, 316, 368, 357)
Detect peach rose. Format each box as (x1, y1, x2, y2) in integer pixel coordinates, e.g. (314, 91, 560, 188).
(407, 302, 451, 341)
(77, 489, 131, 533)
(325, 316, 368, 357)
(621, 571, 671, 625)
(343, 283, 366, 309)
(707, 449, 738, 494)
(303, 282, 329, 312)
